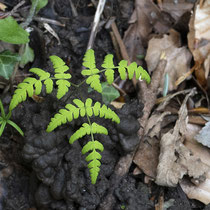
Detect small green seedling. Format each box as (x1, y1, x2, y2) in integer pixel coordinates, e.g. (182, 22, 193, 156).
(0, 99, 24, 137)
(7, 49, 150, 184)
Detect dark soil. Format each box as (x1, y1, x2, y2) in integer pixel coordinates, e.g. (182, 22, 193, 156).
(0, 0, 209, 210)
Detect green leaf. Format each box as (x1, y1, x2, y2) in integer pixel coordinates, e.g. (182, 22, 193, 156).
(101, 82, 120, 105)
(86, 75, 102, 93)
(31, 0, 48, 13)
(0, 16, 29, 44)
(56, 80, 71, 99)
(0, 99, 6, 118)
(20, 43, 34, 68)
(0, 50, 21, 79)
(50, 55, 69, 73)
(118, 60, 127, 80)
(29, 68, 50, 80)
(0, 121, 6, 136)
(101, 54, 115, 69)
(69, 122, 108, 144)
(44, 78, 53, 94)
(82, 49, 96, 69)
(105, 69, 114, 84)
(127, 62, 137, 80)
(7, 120, 24, 136)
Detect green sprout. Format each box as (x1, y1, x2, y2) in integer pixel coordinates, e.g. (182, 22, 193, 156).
(0, 99, 23, 137)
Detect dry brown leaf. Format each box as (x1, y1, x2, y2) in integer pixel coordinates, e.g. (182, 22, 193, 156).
(187, 1, 210, 83)
(133, 137, 159, 179)
(144, 112, 171, 138)
(160, 0, 194, 22)
(123, 0, 171, 62)
(156, 89, 209, 187)
(180, 123, 210, 204)
(145, 30, 192, 92)
(194, 2, 210, 41)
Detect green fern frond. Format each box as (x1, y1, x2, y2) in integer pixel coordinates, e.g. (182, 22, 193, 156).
(82, 49, 96, 69)
(47, 104, 80, 132)
(92, 102, 120, 123)
(136, 66, 151, 83)
(102, 54, 115, 84)
(29, 68, 50, 80)
(105, 69, 114, 84)
(82, 140, 104, 184)
(69, 122, 108, 144)
(50, 55, 69, 73)
(86, 75, 102, 93)
(44, 78, 53, 94)
(118, 60, 127, 80)
(46, 110, 70, 132)
(85, 98, 93, 117)
(47, 98, 120, 132)
(127, 62, 137, 80)
(56, 80, 71, 99)
(9, 77, 37, 110)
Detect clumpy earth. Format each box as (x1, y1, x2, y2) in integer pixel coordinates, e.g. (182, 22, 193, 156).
(0, 0, 209, 209)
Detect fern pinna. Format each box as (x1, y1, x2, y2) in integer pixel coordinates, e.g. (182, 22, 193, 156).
(9, 55, 71, 111)
(9, 49, 150, 184)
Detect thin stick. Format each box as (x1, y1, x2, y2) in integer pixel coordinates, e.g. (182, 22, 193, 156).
(86, 0, 106, 50)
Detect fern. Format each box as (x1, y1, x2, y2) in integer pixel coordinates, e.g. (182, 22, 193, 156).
(8, 49, 151, 185)
(9, 56, 72, 111)
(102, 54, 115, 84)
(81, 49, 102, 93)
(70, 122, 108, 144)
(50, 55, 71, 99)
(82, 140, 104, 184)
(9, 68, 53, 110)
(81, 49, 150, 94)
(47, 98, 120, 132)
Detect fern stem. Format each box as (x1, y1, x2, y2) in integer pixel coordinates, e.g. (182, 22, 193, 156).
(86, 115, 94, 142)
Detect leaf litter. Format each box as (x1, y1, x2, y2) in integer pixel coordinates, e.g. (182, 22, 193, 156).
(122, 0, 210, 205)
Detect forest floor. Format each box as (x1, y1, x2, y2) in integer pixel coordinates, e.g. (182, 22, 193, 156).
(1, 0, 210, 210)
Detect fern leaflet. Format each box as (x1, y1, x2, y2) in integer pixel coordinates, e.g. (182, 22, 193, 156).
(82, 49, 96, 69)
(47, 98, 120, 132)
(82, 140, 104, 184)
(102, 54, 115, 84)
(82, 49, 102, 93)
(9, 68, 53, 111)
(69, 122, 108, 144)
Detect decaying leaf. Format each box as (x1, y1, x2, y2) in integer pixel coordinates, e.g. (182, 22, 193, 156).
(194, 2, 210, 41)
(180, 123, 210, 204)
(123, 0, 172, 63)
(133, 137, 159, 179)
(160, 0, 194, 22)
(144, 112, 171, 139)
(187, 1, 210, 86)
(156, 89, 209, 187)
(145, 29, 192, 93)
(195, 121, 210, 148)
